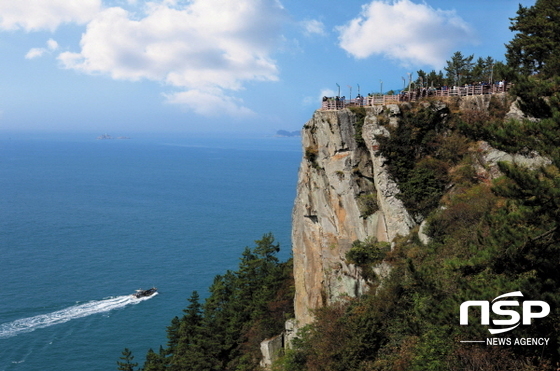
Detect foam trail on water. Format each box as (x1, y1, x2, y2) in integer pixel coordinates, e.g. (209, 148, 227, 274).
(0, 293, 156, 339)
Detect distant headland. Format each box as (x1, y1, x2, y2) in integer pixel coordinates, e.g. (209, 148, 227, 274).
(276, 130, 301, 137)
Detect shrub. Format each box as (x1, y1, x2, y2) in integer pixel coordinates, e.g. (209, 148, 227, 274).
(304, 145, 320, 169)
(346, 238, 391, 282)
(398, 158, 449, 218)
(425, 184, 496, 260)
(455, 109, 491, 141)
(433, 131, 470, 165)
(376, 103, 449, 178)
(348, 106, 367, 147)
(449, 155, 479, 186)
(488, 94, 508, 120)
(357, 192, 379, 217)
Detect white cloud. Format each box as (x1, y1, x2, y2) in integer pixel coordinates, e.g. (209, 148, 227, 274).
(25, 38, 60, 59)
(301, 19, 326, 36)
(47, 39, 59, 51)
(337, 0, 475, 68)
(0, 0, 102, 32)
(58, 0, 285, 117)
(25, 48, 47, 59)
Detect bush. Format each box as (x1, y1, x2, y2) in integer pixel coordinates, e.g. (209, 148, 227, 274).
(304, 145, 320, 169)
(357, 192, 379, 217)
(398, 158, 449, 218)
(433, 131, 470, 165)
(374, 103, 454, 218)
(348, 106, 367, 147)
(455, 109, 491, 141)
(346, 238, 390, 266)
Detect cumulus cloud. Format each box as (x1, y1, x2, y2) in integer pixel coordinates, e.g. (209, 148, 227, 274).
(0, 0, 101, 31)
(337, 0, 475, 68)
(25, 38, 60, 59)
(58, 0, 285, 116)
(301, 19, 326, 36)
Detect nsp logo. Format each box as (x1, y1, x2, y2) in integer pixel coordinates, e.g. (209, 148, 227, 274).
(460, 291, 550, 334)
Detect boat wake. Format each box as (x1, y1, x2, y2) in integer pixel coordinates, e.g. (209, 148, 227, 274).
(0, 293, 157, 339)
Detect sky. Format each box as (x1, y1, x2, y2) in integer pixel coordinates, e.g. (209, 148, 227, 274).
(0, 0, 536, 134)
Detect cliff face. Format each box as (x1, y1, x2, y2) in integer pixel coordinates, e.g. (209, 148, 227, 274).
(292, 106, 415, 326)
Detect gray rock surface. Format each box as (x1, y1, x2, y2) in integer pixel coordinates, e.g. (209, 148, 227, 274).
(259, 334, 283, 369)
(292, 108, 414, 327)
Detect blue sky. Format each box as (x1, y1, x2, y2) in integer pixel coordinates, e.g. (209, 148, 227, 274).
(0, 0, 535, 134)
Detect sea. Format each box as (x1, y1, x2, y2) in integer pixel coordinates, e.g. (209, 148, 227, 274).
(0, 132, 301, 371)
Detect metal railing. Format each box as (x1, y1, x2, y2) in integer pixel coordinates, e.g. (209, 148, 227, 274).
(320, 83, 509, 110)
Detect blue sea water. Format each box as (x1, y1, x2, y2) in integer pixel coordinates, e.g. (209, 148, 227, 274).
(0, 132, 301, 371)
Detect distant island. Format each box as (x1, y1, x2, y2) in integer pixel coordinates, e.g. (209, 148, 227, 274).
(276, 130, 301, 137)
(96, 134, 131, 140)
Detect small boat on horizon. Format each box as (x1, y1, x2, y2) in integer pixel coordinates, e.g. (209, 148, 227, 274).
(133, 287, 157, 298)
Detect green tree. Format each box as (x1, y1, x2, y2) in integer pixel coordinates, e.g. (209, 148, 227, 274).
(426, 69, 445, 88)
(505, 0, 560, 119)
(166, 291, 206, 369)
(142, 348, 166, 371)
(444, 51, 474, 86)
(415, 69, 427, 87)
(415, 69, 446, 89)
(180, 291, 203, 344)
(165, 316, 181, 356)
(117, 348, 138, 371)
(491, 60, 514, 83)
(471, 56, 495, 83)
(375, 103, 451, 217)
(506, 0, 560, 78)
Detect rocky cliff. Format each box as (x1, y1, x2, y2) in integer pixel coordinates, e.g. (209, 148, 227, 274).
(292, 105, 416, 326)
(290, 93, 547, 328)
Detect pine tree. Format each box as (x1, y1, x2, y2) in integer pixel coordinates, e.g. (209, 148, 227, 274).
(171, 291, 204, 363)
(506, 0, 560, 78)
(491, 60, 514, 83)
(415, 69, 427, 87)
(444, 51, 474, 86)
(178, 290, 203, 347)
(471, 56, 495, 83)
(426, 69, 445, 88)
(165, 316, 181, 356)
(142, 348, 166, 371)
(117, 348, 138, 371)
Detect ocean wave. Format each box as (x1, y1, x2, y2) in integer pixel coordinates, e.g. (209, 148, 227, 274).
(0, 293, 156, 339)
